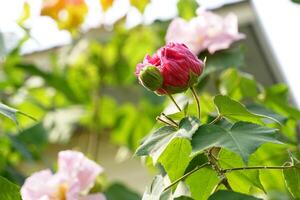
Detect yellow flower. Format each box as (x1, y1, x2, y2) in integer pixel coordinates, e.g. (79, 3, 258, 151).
(100, 0, 114, 11)
(41, 0, 88, 32)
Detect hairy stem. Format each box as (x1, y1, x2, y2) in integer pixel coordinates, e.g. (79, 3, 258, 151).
(190, 87, 201, 119)
(205, 148, 232, 191)
(222, 165, 294, 173)
(167, 93, 182, 112)
(163, 162, 210, 191)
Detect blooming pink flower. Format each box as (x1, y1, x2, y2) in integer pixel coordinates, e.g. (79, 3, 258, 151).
(21, 150, 106, 200)
(136, 42, 204, 95)
(165, 10, 245, 55)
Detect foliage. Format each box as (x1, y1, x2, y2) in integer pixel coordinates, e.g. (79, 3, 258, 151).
(0, 176, 21, 200)
(0, 0, 300, 199)
(134, 40, 300, 200)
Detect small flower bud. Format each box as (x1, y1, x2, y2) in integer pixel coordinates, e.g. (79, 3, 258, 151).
(139, 66, 163, 91)
(136, 43, 204, 95)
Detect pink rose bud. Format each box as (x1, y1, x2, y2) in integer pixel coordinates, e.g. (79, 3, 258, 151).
(136, 43, 204, 95)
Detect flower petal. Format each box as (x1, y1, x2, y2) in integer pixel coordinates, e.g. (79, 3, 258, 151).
(58, 150, 104, 193)
(79, 193, 107, 200)
(21, 170, 60, 200)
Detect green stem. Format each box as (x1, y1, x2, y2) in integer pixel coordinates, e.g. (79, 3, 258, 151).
(205, 148, 232, 191)
(18, 111, 37, 121)
(156, 116, 177, 127)
(163, 162, 210, 191)
(190, 87, 200, 119)
(161, 113, 179, 127)
(222, 165, 294, 173)
(209, 115, 222, 125)
(167, 93, 181, 112)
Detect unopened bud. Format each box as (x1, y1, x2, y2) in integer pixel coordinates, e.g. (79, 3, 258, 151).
(139, 66, 163, 91)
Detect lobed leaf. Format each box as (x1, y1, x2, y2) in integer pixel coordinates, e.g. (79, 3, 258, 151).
(159, 138, 192, 181)
(185, 168, 219, 200)
(135, 117, 200, 163)
(218, 149, 265, 193)
(191, 122, 281, 163)
(214, 95, 279, 125)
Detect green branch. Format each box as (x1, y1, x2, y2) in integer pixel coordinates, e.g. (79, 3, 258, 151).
(167, 93, 182, 112)
(163, 162, 210, 191)
(190, 87, 200, 119)
(222, 164, 295, 173)
(209, 115, 222, 125)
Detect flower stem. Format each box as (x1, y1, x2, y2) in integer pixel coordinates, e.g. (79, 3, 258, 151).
(167, 93, 181, 112)
(221, 165, 294, 173)
(163, 162, 210, 191)
(190, 87, 200, 119)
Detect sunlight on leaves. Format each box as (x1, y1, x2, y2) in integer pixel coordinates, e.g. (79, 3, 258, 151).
(191, 122, 281, 163)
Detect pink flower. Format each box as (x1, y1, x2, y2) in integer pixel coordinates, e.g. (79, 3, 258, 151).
(165, 10, 245, 55)
(136, 42, 204, 95)
(21, 150, 106, 200)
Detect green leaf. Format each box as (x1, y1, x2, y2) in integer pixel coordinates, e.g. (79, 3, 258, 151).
(159, 138, 192, 181)
(262, 84, 300, 119)
(214, 95, 279, 125)
(142, 175, 171, 200)
(283, 163, 300, 199)
(218, 68, 258, 101)
(177, 0, 198, 20)
(191, 122, 281, 163)
(135, 117, 200, 163)
(0, 103, 34, 126)
(201, 46, 244, 76)
(15, 63, 80, 103)
(0, 103, 19, 125)
(105, 182, 141, 200)
(292, 0, 300, 4)
(251, 144, 288, 192)
(0, 176, 21, 200)
(208, 190, 262, 200)
(218, 149, 265, 193)
(175, 197, 194, 200)
(246, 104, 287, 124)
(174, 182, 191, 198)
(186, 168, 219, 200)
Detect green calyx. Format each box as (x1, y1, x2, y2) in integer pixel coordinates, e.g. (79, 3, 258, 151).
(139, 66, 163, 91)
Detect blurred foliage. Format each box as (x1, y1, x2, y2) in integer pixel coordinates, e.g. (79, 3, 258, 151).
(177, 0, 198, 20)
(130, 0, 150, 13)
(0, 2, 167, 185)
(291, 0, 300, 4)
(0, 0, 300, 199)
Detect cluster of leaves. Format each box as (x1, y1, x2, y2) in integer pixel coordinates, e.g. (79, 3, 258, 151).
(135, 46, 300, 199)
(0, 18, 169, 184)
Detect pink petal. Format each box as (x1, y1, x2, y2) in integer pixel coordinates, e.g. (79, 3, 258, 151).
(165, 10, 245, 55)
(21, 170, 60, 200)
(58, 150, 104, 193)
(79, 193, 107, 200)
